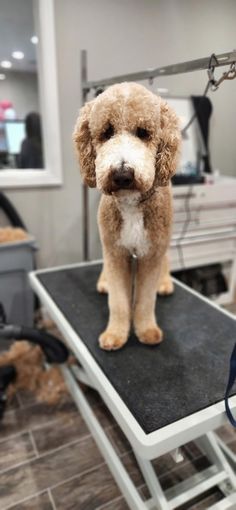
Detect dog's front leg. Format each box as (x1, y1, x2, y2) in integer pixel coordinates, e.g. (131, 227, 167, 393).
(134, 256, 163, 345)
(99, 252, 132, 350)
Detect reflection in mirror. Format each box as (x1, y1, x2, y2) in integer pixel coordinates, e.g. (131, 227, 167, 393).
(0, 0, 44, 171)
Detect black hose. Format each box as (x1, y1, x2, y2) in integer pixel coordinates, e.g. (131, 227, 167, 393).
(0, 303, 6, 324)
(0, 365, 17, 390)
(0, 192, 26, 229)
(0, 192, 40, 310)
(0, 325, 69, 364)
(0, 365, 17, 420)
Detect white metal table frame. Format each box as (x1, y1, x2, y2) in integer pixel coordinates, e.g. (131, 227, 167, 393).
(29, 260, 236, 510)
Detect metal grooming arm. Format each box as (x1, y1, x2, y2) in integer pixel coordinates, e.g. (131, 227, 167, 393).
(82, 50, 236, 91)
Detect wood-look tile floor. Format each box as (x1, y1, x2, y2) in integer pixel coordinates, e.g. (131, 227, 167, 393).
(0, 302, 236, 510)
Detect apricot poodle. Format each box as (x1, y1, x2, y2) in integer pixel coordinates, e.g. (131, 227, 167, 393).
(73, 82, 181, 350)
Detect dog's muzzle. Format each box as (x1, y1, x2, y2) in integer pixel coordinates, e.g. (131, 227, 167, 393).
(111, 165, 134, 190)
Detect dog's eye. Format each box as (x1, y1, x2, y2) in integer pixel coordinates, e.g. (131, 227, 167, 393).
(136, 127, 150, 140)
(100, 124, 114, 142)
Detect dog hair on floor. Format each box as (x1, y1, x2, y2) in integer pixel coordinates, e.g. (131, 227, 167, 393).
(0, 340, 68, 405)
(73, 82, 181, 350)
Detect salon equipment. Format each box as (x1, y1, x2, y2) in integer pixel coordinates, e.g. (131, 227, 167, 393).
(30, 260, 236, 510)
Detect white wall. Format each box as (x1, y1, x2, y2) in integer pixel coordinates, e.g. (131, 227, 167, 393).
(3, 0, 236, 267)
(0, 71, 39, 118)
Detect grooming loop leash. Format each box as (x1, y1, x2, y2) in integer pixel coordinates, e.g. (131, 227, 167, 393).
(225, 343, 236, 427)
(182, 53, 236, 136)
(131, 253, 137, 312)
(208, 54, 236, 91)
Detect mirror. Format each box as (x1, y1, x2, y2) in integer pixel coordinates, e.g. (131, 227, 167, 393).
(0, 0, 62, 188)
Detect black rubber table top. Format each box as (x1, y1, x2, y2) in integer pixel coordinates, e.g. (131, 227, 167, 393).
(37, 263, 236, 434)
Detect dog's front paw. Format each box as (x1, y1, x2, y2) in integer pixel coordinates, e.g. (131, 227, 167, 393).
(138, 326, 163, 345)
(99, 330, 127, 351)
(158, 278, 174, 296)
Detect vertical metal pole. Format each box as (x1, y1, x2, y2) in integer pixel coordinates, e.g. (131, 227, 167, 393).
(81, 50, 89, 261)
(82, 183, 89, 261)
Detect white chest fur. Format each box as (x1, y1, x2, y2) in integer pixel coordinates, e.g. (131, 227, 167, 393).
(117, 195, 150, 257)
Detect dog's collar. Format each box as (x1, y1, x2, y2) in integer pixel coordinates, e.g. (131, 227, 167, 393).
(111, 187, 157, 205)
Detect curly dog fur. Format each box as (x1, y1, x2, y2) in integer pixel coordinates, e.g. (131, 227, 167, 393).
(73, 82, 181, 350)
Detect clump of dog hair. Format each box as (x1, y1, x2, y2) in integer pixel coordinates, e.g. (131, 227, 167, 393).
(0, 341, 69, 405)
(0, 227, 29, 244)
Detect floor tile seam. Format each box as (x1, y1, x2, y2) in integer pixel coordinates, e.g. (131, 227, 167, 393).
(2, 488, 49, 510)
(95, 484, 147, 510)
(0, 433, 93, 477)
(0, 414, 72, 442)
(47, 489, 58, 510)
(0, 452, 36, 477)
(29, 429, 39, 457)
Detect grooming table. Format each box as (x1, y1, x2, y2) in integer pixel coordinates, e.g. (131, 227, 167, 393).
(30, 261, 236, 510)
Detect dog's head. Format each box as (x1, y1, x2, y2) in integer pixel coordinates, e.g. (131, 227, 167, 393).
(73, 82, 181, 194)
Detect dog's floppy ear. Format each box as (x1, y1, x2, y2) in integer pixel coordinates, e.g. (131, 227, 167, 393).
(73, 100, 96, 188)
(155, 100, 181, 186)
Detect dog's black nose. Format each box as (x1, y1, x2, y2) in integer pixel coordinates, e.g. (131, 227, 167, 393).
(112, 167, 134, 189)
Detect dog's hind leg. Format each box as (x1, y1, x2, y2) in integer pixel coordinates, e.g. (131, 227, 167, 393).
(134, 256, 163, 345)
(99, 251, 132, 350)
(157, 253, 174, 296)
